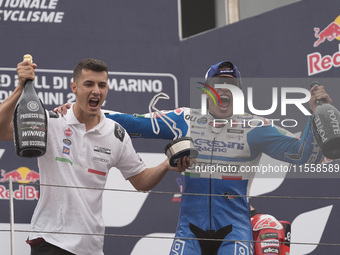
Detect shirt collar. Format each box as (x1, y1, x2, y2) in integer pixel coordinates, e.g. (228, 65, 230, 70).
(65, 103, 105, 134)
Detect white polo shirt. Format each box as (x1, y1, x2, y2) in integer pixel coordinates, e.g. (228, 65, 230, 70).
(29, 104, 146, 255)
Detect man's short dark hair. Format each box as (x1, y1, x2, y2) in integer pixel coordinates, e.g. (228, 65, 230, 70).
(73, 58, 108, 82)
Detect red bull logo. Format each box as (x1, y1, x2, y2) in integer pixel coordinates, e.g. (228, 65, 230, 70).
(308, 15, 340, 76)
(314, 15, 340, 47)
(1, 167, 40, 183)
(0, 167, 40, 200)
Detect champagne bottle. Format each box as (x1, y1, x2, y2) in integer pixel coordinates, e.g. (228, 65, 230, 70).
(311, 81, 340, 159)
(13, 54, 47, 157)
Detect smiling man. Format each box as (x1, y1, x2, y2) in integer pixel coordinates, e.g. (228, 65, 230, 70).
(0, 57, 190, 255)
(103, 60, 333, 255)
(56, 60, 332, 255)
(203, 61, 242, 119)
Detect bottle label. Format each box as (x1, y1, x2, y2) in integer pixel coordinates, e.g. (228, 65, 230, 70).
(312, 104, 340, 159)
(327, 109, 340, 135)
(13, 78, 47, 157)
(14, 103, 47, 157)
(18, 114, 46, 145)
(19, 113, 45, 119)
(27, 101, 40, 112)
(313, 114, 328, 143)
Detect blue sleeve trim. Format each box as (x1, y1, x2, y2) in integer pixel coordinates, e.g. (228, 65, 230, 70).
(106, 112, 189, 140)
(247, 119, 322, 164)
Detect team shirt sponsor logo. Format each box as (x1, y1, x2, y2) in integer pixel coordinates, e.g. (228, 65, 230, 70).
(63, 138, 72, 146)
(260, 232, 279, 240)
(197, 116, 207, 125)
(235, 241, 250, 255)
(260, 239, 279, 248)
(194, 138, 244, 153)
(191, 125, 206, 130)
(114, 123, 125, 142)
(171, 239, 185, 255)
(191, 130, 205, 136)
(227, 128, 244, 134)
(64, 127, 73, 137)
(226, 134, 243, 141)
(63, 146, 70, 155)
(93, 156, 109, 163)
(262, 247, 279, 254)
(94, 146, 111, 155)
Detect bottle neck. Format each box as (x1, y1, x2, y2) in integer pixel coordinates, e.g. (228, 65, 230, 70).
(24, 80, 35, 92)
(316, 98, 327, 105)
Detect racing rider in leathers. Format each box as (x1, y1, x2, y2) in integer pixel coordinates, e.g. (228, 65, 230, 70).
(56, 61, 331, 255)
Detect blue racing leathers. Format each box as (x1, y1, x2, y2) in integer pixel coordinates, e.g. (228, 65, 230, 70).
(105, 108, 323, 255)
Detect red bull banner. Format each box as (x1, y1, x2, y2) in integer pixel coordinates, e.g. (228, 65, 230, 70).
(308, 15, 340, 76)
(0, 167, 39, 200)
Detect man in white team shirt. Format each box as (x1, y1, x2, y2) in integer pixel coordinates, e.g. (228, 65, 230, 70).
(0, 58, 191, 255)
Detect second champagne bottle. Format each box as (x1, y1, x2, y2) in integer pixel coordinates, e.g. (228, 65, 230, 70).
(13, 54, 47, 157)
